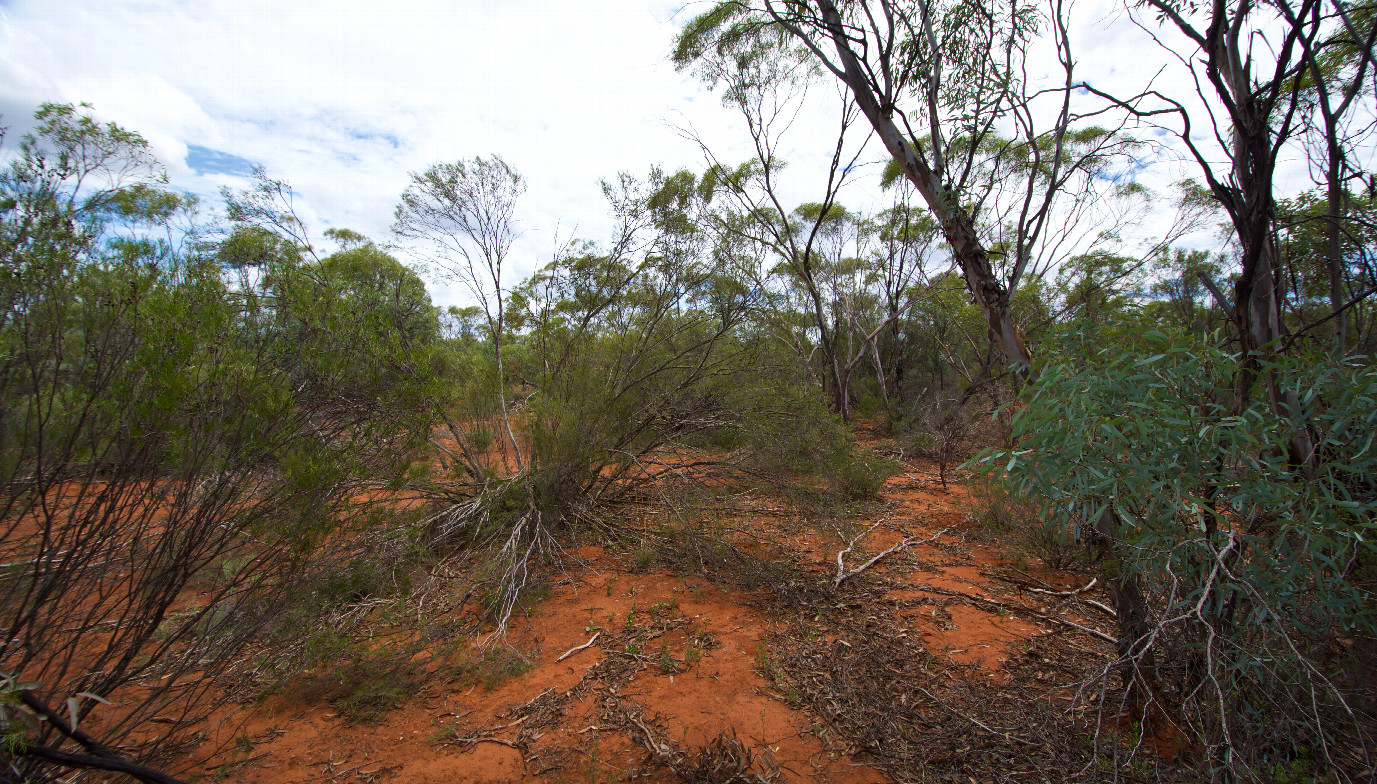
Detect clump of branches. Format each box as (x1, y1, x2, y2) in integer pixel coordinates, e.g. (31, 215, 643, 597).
(909, 396, 973, 490)
(401, 165, 856, 635)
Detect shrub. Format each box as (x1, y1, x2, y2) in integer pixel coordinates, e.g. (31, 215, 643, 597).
(974, 324, 1377, 781)
(834, 452, 900, 500)
(0, 105, 445, 781)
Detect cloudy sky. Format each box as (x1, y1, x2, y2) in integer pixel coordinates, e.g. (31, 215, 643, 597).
(2, 2, 758, 290)
(1, 0, 1287, 305)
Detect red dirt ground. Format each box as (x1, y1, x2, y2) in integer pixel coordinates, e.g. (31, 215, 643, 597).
(200, 455, 1110, 784)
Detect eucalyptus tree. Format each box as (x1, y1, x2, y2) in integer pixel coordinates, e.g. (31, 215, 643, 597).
(671, 35, 950, 419)
(675, 0, 1133, 375)
(1291, 1, 1377, 353)
(976, 0, 1377, 765)
(1085, 0, 1376, 409)
(394, 156, 527, 469)
(870, 195, 942, 398)
(1277, 188, 1377, 352)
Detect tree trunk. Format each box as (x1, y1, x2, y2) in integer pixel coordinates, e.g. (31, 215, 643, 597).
(1226, 98, 1317, 470)
(813, 0, 1034, 376)
(1327, 155, 1347, 355)
(1095, 506, 1159, 721)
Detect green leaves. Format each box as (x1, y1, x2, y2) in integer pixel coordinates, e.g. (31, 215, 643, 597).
(973, 322, 1377, 766)
(0, 107, 453, 779)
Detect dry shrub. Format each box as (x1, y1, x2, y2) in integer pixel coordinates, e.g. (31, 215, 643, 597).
(969, 474, 1084, 570)
(670, 730, 779, 783)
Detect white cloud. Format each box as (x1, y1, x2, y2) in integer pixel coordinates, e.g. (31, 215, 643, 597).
(5, 0, 1358, 306)
(2, 0, 792, 301)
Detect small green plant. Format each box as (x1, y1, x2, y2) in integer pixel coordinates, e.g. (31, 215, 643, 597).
(467, 424, 494, 455)
(684, 644, 702, 672)
(751, 643, 773, 677)
(581, 732, 621, 784)
(333, 668, 409, 725)
(632, 544, 658, 569)
(427, 718, 458, 744)
(297, 644, 417, 725)
(691, 621, 716, 651)
(448, 646, 532, 691)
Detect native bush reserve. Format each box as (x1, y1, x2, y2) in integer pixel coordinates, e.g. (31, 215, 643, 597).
(2, 1, 1375, 781)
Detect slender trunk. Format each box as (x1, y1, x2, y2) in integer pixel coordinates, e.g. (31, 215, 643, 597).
(1327, 156, 1347, 355)
(813, 0, 1033, 376)
(1095, 506, 1158, 719)
(1229, 118, 1316, 470)
(871, 339, 889, 409)
(834, 308, 849, 421)
(491, 315, 524, 473)
(889, 306, 904, 392)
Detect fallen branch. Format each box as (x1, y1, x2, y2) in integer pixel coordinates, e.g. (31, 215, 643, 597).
(835, 526, 951, 589)
(1051, 617, 1118, 645)
(463, 737, 521, 750)
(989, 574, 1118, 619)
(18, 745, 187, 784)
(556, 632, 601, 662)
(1067, 597, 1117, 619)
(833, 522, 883, 586)
(909, 583, 1118, 645)
(1027, 576, 1098, 596)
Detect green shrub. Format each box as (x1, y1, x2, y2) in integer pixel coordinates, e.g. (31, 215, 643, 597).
(0, 105, 448, 780)
(446, 646, 533, 690)
(834, 452, 900, 500)
(974, 324, 1377, 780)
(969, 474, 1083, 569)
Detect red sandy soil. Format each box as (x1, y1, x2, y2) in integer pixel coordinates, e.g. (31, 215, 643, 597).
(200, 455, 1110, 784)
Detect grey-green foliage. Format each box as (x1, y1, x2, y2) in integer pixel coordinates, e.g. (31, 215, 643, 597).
(425, 169, 864, 633)
(266, 239, 450, 451)
(975, 324, 1376, 781)
(0, 104, 446, 779)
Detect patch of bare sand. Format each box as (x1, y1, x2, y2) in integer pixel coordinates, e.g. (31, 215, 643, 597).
(223, 548, 882, 784)
(215, 455, 1113, 784)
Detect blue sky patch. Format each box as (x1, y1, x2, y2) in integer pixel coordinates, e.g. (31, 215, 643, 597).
(346, 128, 401, 148)
(185, 144, 257, 177)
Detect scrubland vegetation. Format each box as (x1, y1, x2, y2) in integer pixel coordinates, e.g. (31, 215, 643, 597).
(3, 0, 1377, 781)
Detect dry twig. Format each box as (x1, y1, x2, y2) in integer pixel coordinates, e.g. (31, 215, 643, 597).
(834, 526, 952, 588)
(555, 632, 601, 662)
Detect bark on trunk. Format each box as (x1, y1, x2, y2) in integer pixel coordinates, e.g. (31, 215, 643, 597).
(1327, 157, 1347, 355)
(813, 0, 1034, 376)
(1096, 507, 1159, 720)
